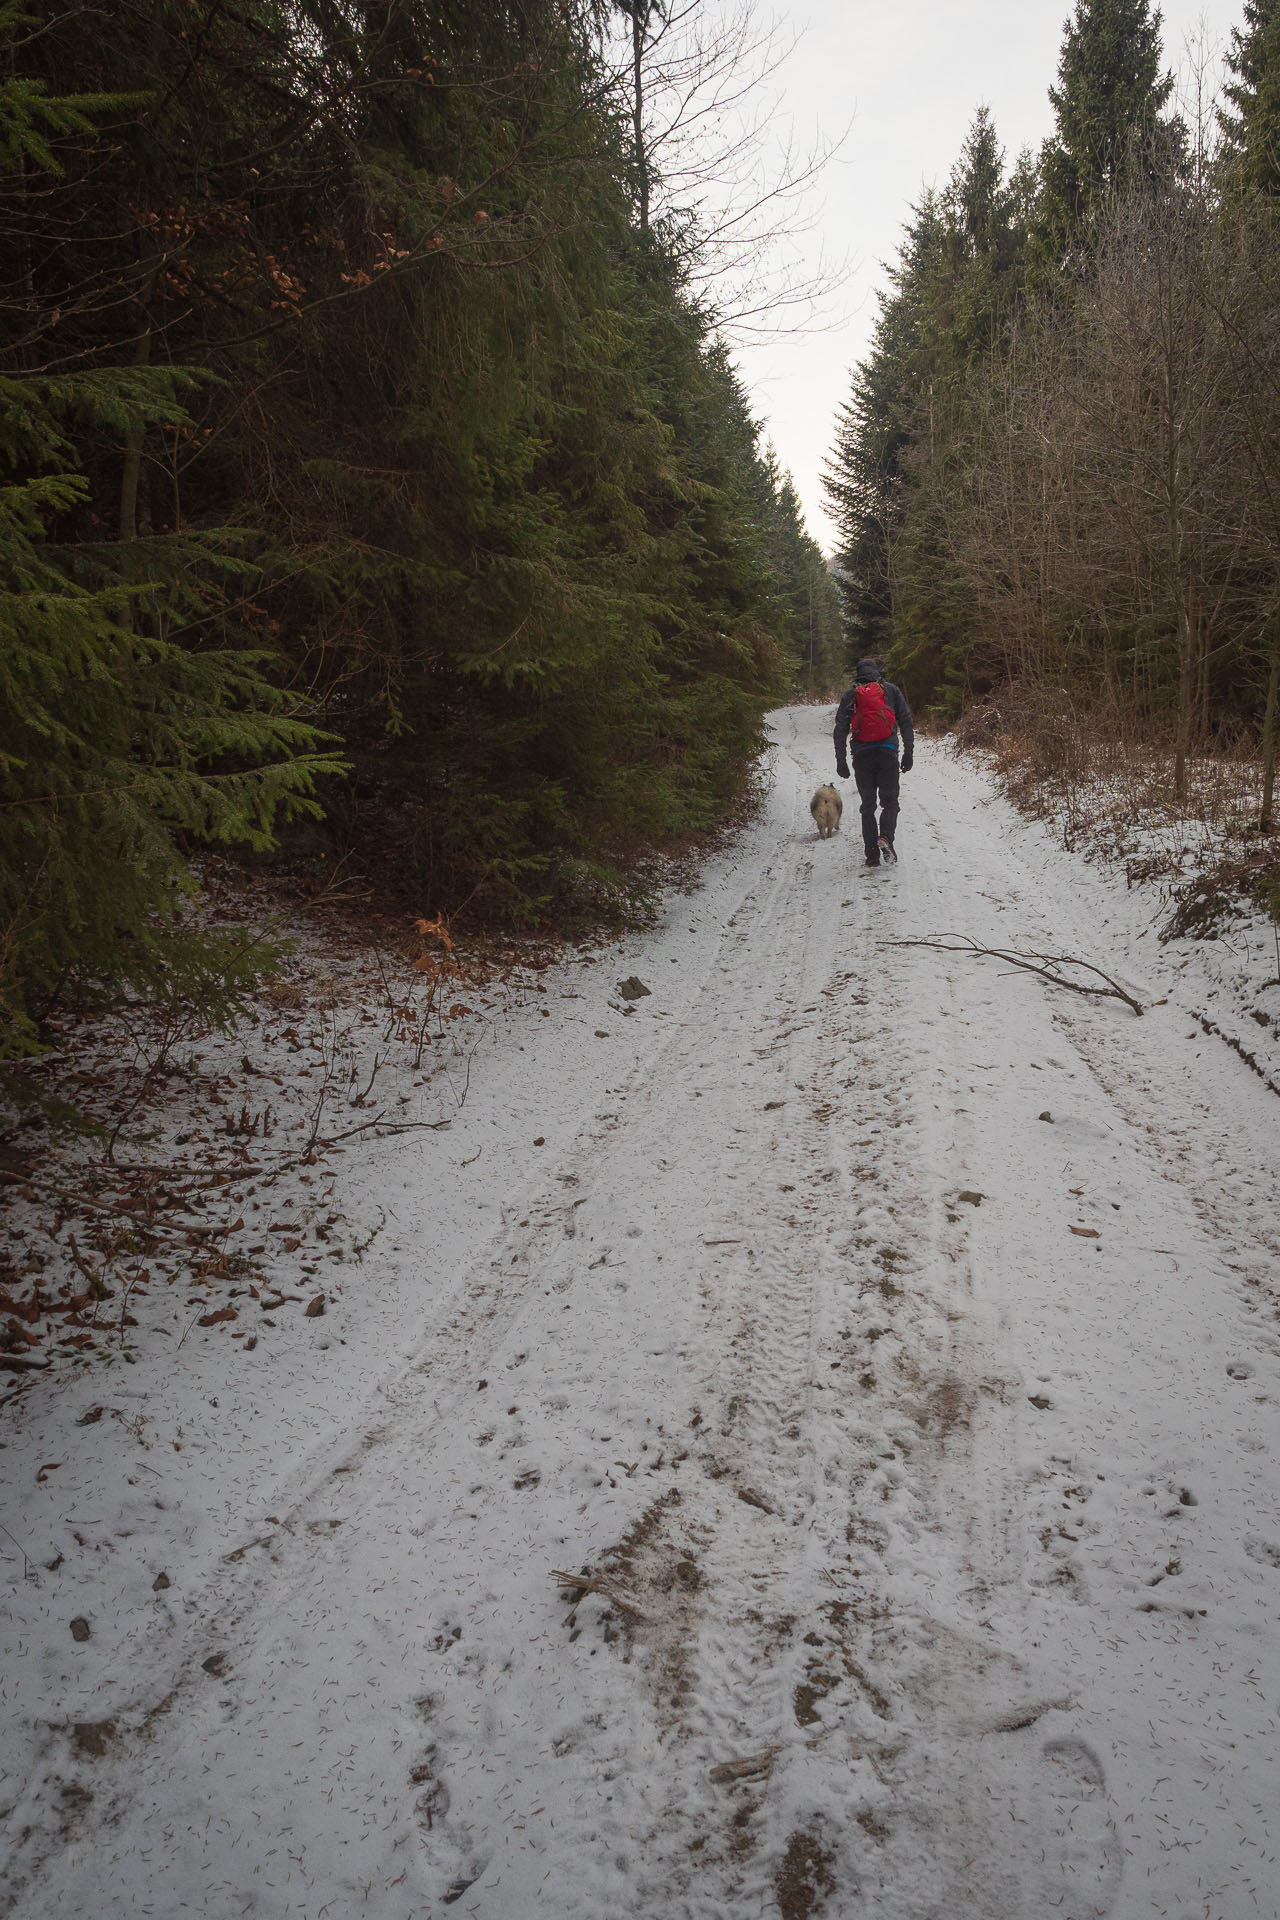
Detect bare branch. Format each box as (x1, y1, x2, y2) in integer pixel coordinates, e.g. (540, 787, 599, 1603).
(881, 936, 1145, 1015)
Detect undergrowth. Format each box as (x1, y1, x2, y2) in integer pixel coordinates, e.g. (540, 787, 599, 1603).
(952, 688, 1279, 944)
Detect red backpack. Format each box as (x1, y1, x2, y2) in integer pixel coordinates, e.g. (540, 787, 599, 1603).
(849, 681, 895, 744)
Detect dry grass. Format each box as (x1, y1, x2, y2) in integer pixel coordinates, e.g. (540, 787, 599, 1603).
(951, 687, 1280, 942)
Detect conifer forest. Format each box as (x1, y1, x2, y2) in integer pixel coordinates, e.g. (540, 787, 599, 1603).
(4, 0, 1280, 1058)
(826, 0, 1280, 826)
(0, 0, 843, 1054)
(9, 12, 1280, 1912)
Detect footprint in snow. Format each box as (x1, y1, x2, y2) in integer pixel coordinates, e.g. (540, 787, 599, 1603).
(1035, 1737, 1123, 1919)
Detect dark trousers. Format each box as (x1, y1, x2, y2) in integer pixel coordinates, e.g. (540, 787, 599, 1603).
(853, 747, 900, 857)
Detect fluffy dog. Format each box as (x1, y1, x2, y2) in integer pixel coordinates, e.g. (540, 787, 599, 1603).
(809, 783, 842, 839)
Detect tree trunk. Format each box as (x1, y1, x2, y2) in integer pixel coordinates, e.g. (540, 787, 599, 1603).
(1174, 604, 1194, 802)
(632, 4, 648, 238)
(1261, 634, 1279, 834)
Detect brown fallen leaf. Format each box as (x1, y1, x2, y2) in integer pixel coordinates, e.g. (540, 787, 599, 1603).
(36, 1461, 62, 1482)
(198, 1306, 238, 1327)
(1069, 1225, 1101, 1239)
(0, 1288, 42, 1324)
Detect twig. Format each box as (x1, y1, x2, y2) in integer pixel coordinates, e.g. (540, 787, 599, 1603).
(550, 1569, 652, 1621)
(709, 1747, 782, 1784)
(0, 1521, 36, 1579)
(882, 935, 1144, 1015)
(315, 1109, 452, 1145)
(350, 1052, 383, 1107)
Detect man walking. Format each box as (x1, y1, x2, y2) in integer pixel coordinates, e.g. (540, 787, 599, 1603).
(833, 659, 914, 867)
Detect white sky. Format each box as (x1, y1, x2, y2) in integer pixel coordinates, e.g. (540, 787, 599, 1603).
(723, 0, 1245, 553)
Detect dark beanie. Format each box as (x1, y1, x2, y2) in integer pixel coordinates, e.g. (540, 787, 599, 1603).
(856, 657, 882, 682)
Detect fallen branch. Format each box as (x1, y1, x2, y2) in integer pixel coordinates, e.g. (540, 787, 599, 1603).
(551, 1568, 652, 1621)
(709, 1747, 782, 1784)
(882, 936, 1144, 1016)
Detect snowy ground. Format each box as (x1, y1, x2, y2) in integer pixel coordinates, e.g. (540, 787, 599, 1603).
(2, 705, 1280, 1920)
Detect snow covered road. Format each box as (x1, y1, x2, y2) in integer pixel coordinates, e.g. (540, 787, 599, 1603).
(4, 706, 1280, 1918)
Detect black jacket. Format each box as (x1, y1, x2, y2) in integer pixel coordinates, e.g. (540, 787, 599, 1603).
(834, 673, 914, 771)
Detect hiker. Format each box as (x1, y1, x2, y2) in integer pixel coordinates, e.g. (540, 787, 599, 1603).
(833, 659, 914, 867)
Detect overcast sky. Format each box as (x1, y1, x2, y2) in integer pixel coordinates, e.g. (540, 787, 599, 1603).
(715, 0, 1245, 553)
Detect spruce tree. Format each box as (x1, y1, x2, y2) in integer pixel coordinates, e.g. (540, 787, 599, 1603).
(0, 58, 343, 1052)
(826, 116, 1027, 709)
(1219, 0, 1280, 194)
(6, 0, 805, 944)
(824, 193, 949, 669)
(1034, 0, 1185, 267)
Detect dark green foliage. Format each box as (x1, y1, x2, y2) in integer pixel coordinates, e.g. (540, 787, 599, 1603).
(1220, 0, 1280, 193)
(763, 467, 843, 697)
(824, 193, 948, 674)
(0, 48, 343, 1052)
(0, 0, 809, 1041)
(1032, 0, 1185, 270)
(824, 114, 1026, 713)
(0, 360, 341, 1050)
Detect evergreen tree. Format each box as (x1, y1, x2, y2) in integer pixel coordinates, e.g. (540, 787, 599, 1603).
(826, 113, 1026, 711)
(0, 327, 341, 1056)
(1033, 0, 1185, 267)
(1, 0, 800, 942)
(756, 457, 842, 697)
(1219, 0, 1280, 194)
(824, 193, 948, 670)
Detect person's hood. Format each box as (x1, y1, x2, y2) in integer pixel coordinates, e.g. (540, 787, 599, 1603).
(856, 657, 883, 683)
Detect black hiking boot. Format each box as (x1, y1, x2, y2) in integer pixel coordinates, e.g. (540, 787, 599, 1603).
(877, 836, 897, 865)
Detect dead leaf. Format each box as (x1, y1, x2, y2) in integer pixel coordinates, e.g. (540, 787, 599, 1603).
(0, 1288, 42, 1323)
(36, 1461, 62, 1482)
(197, 1306, 238, 1327)
(1069, 1225, 1100, 1240)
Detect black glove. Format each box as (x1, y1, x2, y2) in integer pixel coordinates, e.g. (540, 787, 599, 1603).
(836, 762, 849, 781)
(900, 751, 913, 773)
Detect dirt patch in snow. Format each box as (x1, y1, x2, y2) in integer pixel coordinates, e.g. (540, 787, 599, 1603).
(774, 1824, 837, 1919)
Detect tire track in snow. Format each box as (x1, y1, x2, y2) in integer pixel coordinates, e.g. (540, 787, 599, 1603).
(14, 710, 1277, 1918)
(564, 720, 1055, 1919)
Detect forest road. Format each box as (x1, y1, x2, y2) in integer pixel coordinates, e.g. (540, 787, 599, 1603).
(7, 704, 1280, 1920)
